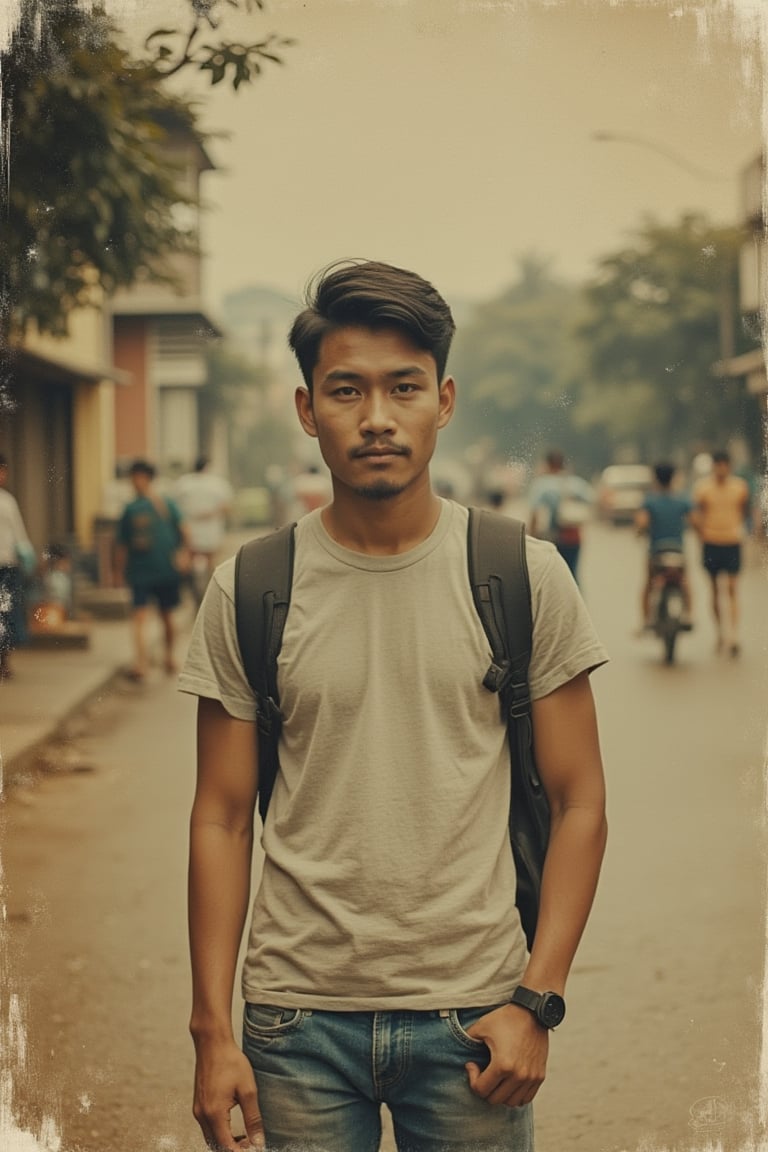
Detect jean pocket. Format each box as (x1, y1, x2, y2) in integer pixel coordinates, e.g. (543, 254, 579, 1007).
(243, 1002, 304, 1041)
(445, 1004, 507, 1050)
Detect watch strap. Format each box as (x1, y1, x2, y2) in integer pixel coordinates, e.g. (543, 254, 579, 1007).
(509, 986, 542, 1015)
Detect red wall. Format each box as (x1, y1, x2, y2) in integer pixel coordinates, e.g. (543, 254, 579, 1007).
(113, 317, 150, 462)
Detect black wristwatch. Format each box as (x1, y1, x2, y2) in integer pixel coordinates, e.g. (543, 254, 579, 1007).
(510, 986, 566, 1029)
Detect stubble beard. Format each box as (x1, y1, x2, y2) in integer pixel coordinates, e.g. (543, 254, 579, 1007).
(352, 480, 408, 501)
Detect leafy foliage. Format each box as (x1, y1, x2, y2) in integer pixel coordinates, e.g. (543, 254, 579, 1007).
(444, 218, 760, 475)
(0, 0, 293, 340)
(576, 213, 759, 459)
(144, 0, 295, 90)
(199, 342, 294, 486)
(444, 256, 593, 471)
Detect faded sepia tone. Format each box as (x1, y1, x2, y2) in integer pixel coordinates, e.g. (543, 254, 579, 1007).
(0, 2, 766, 1151)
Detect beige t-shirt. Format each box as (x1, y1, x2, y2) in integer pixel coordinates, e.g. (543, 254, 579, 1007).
(179, 500, 608, 1010)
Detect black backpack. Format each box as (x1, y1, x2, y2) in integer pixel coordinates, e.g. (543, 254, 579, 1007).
(234, 506, 550, 950)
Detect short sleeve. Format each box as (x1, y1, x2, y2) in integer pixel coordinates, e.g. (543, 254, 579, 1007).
(178, 557, 259, 723)
(526, 538, 608, 701)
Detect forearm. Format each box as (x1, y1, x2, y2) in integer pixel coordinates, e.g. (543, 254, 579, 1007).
(113, 544, 127, 584)
(188, 819, 253, 1042)
(521, 802, 607, 992)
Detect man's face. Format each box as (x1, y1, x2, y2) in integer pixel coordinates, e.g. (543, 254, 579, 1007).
(130, 470, 151, 495)
(295, 325, 455, 502)
(713, 459, 731, 482)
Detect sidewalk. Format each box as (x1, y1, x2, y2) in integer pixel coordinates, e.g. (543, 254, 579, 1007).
(0, 603, 194, 789)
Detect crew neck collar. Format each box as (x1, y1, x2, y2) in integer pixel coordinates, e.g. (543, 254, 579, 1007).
(305, 499, 455, 571)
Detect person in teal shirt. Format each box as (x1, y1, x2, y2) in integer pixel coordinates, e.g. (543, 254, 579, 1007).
(635, 462, 693, 631)
(116, 459, 189, 680)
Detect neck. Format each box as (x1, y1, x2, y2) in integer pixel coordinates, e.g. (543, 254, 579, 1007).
(321, 478, 443, 555)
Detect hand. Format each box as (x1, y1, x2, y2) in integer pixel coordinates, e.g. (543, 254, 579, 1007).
(464, 1003, 549, 1109)
(193, 1038, 265, 1151)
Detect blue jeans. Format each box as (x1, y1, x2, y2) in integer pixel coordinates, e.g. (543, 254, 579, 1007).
(242, 1003, 534, 1152)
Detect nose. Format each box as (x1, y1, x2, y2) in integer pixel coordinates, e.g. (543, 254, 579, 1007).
(359, 390, 396, 436)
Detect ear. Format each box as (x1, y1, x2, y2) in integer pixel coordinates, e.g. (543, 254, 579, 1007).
(437, 375, 456, 430)
(295, 387, 318, 438)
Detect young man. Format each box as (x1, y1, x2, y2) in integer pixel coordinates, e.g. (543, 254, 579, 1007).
(115, 459, 188, 680)
(635, 462, 693, 631)
(526, 450, 593, 583)
(691, 449, 750, 657)
(180, 261, 608, 1152)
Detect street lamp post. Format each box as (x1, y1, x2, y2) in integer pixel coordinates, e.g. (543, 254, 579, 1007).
(590, 130, 731, 184)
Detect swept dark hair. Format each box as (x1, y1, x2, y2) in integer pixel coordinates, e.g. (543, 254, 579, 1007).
(654, 462, 675, 488)
(129, 458, 156, 479)
(288, 260, 456, 390)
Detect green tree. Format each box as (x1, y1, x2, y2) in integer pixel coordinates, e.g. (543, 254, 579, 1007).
(444, 257, 595, 471)
(200, 342, 294, 486)
(0, 0, 293, 342)
(144, 0, 294, 90)
(574, 213, 759, 460)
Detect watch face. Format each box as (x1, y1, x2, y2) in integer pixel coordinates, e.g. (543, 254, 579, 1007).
(539, 993, 566, 1028)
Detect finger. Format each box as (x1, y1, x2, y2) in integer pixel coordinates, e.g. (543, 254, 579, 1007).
(239, 1084, 264, 1149)
(239, 1119, 265, 1152)
(206, 1116, 240, 1152)
(497, 1078, 542, 1109)
(465, 1062, 482, 1094)
(465, 1061, 503, 1100)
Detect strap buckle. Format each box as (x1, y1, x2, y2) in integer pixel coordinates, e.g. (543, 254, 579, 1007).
(256, 694, 283, 738)
(507, 681, 531, 720)
(483, 660, 510, 694)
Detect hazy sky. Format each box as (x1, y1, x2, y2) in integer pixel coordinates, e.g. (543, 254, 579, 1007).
(104, 0, 765, 314)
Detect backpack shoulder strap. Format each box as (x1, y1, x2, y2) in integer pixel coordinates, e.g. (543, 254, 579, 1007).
(467, 507, 532, 711)
(468, 506, 548, 951)
(234, 522, 296, 824)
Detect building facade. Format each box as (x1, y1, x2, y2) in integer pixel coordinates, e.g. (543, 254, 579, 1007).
(110, 114, 222, 478)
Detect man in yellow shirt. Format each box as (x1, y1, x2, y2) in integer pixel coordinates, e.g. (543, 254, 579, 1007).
(692, 450, 750, 656)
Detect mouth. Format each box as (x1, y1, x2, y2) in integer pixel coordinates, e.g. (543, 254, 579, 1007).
(353, 445, 409, 460)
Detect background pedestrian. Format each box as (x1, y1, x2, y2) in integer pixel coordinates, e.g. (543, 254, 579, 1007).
(527, 450, 594, 582)
(115, 459, 189, 681)
(691, 448, 750, 656)
(174, 456, 234, 604)
(0, 453, 35, 680)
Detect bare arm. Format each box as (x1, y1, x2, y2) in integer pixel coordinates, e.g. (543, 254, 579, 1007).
(113, 542, 127, 586)
(467, 671, 607, 1108)
(188, 695, 264, 1150)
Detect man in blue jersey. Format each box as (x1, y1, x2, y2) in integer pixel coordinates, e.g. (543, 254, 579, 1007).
(635, 462, 693, 630)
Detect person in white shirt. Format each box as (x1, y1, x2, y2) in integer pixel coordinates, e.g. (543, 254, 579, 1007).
(174, 456, 234, 602)
(0, 453, 34, 679)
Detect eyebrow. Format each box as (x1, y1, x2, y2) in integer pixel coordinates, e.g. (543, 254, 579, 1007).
(322, 365, 429, 385)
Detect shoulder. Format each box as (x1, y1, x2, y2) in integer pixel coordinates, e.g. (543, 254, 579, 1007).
(527, 476, 548, 499)
(211, 553, 237, 603)
(524, 533, 560, 583)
